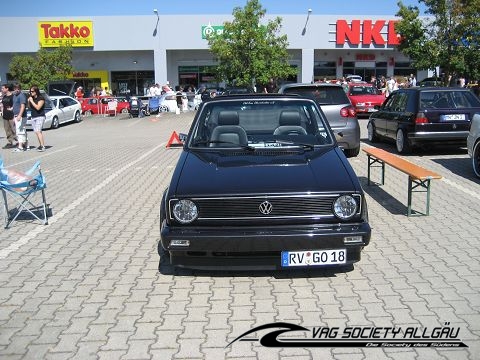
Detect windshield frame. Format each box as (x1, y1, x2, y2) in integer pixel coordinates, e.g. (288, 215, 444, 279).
(187, 97, 335, 152)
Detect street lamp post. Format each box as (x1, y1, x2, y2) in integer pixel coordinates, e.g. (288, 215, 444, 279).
(152, 9, 159, 37)
(301, 9, 312, 36)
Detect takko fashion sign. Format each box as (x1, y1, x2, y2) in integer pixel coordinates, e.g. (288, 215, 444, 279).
(38, 21, 94, 47)
(336, 19, 400, 47)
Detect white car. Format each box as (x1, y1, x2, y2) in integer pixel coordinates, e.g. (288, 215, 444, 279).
(467, 113, 480, 178)
(25, 94, 82, 129)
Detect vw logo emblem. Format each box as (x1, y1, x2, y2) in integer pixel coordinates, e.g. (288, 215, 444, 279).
(259, 201, 273, 215)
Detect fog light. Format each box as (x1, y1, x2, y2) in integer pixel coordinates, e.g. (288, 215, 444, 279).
(170, 240, 190, 247)
(343, 236, 362, 244)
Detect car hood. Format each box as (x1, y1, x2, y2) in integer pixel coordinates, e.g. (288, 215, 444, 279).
(172, 147, 358, 196)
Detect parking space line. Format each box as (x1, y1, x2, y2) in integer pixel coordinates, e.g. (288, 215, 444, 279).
(3, 145, 78, 168)
(441, 177, 480, 201)
(0, 142, 166, 259)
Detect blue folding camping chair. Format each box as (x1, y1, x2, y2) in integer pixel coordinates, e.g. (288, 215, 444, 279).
(0, 159, 48, 229)
(148, 96, 160, 114)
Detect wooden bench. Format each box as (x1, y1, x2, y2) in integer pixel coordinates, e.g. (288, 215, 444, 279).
(363, 147, 442, 216)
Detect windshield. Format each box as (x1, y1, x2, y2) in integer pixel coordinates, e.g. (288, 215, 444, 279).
(349, 86, 380, 96)
(189, 99, 334, 150)
(282, 86, 349, 105)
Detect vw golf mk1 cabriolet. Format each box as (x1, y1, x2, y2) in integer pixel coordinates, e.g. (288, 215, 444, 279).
(159, 94, 371, 270)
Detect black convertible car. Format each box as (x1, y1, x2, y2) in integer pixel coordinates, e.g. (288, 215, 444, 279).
(159, 94, 371, 270)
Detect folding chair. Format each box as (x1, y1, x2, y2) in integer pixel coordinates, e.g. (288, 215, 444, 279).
(0, 159, 48, 229)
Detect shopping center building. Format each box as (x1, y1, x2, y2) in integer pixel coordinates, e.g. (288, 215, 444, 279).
(0, 14, 426, 95)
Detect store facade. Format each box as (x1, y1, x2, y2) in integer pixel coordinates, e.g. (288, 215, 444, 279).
(0, 14, 424, 95)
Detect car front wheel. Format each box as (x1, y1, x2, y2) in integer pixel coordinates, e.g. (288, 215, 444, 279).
(473, 141, 480, 178)
(50, 116, 59, 129)
(159, 105, 169, 113)
(84, 110, 92, 116)
(396, 129, 411, 154)
(121, 108, 129, 114)
(367, 122, 377, 142)
(74, 111, 81, 123)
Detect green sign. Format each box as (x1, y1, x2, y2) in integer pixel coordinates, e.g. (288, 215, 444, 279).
(202, 25, 224, 39)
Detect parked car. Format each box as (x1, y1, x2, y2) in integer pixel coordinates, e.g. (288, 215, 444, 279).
(467, 113, 480, 178)
(367, 87, 480, 153)
(156, 92, 179, 113)
(347, 83, 385, 117)
(25, 93, 81, 130)
(345, 75, 363, 83)
(278, 83, 360, 157)
(159, 94, 371, 270)
(418, 77, 442, 87)
(81, 96, 130, 116)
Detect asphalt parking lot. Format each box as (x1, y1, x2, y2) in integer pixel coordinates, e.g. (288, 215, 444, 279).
(0, 111, 479, 360)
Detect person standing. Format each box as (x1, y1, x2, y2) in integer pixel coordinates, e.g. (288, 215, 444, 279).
(1, 84, 16, 149)
(27, 85, 46, 152)
(264, 78, 277, 93)
(408, 74, 417, 87)
(12, 83, 28, 152)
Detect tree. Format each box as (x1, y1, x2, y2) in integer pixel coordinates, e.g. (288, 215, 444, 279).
(395, 0, 480, 84)
(207, 0, 296, 89)
(9, 46, 74, 90)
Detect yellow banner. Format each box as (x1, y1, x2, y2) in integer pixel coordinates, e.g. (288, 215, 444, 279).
(38, 21, 94, 48)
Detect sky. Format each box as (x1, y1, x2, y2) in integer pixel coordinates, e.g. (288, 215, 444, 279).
(3, 0, 426, 17)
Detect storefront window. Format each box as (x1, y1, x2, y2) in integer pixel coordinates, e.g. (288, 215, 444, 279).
(343, 61, 387, 82)
(111, 71, 154, 96)
(394, 62, 415, 78)
(179, 66, 219, 89)
(314, 61, 336, 81)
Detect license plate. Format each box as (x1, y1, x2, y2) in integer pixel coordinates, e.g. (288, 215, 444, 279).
(281, 249, 346, 267)
(441, 114, 466, 121)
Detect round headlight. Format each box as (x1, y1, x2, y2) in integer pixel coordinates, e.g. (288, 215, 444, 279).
(333, 195, 358, 220)
(172, 199, 198, 223)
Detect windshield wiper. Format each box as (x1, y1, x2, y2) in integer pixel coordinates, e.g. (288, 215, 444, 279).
(192, 140, 256, 151)
(274, 140, 316, 150)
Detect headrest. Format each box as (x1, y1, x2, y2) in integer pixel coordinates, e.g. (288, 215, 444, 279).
(218, 111, 239, 126)
(279, 110, 301, 126)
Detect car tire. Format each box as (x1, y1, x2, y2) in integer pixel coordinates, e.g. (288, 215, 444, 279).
(396, 129, 411, 154)
(50, 116, 59, 129)
(84, 110, 92, 116)
(121, 108, 129, 114)
(344, 147, 360, 158)
(74, 111, 81, 123)
(367, 122, 378, 142)
(473, 140, 480, 178)
(159, 105, 169, 113)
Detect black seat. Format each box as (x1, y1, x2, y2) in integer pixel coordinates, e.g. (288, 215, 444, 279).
(210, 111, 248, 146)
(274, 110, 307, 136)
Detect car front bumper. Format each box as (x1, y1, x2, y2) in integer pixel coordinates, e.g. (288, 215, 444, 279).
(160, 221, 371, 270)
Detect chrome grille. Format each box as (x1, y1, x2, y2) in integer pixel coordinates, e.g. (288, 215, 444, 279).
(170, 194, 345, 220)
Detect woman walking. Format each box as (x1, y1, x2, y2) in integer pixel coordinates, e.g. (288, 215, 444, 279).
(27, 85, 46, 151)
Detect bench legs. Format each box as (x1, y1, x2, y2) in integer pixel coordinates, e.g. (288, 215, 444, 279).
(366, 155, 433, 216)
(367, 155, 385, 185)
(407, 177, 432, 217)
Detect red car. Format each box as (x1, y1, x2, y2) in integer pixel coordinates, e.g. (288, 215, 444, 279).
(347, 83, 385, 117)
(80, 96, 130, 116)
